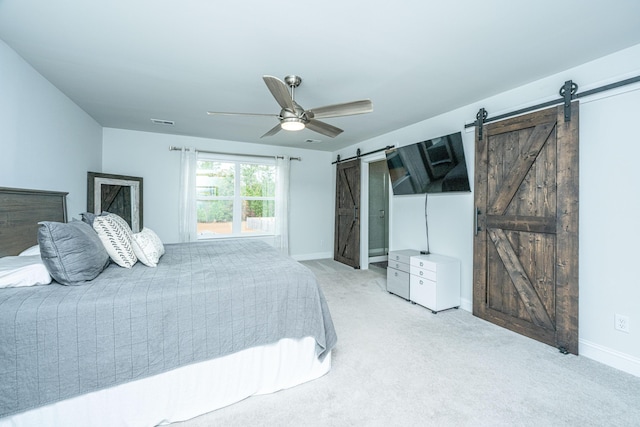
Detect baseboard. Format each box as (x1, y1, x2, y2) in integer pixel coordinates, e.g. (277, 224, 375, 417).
(459, 297, 472, 313)
(291, 252, 333, 262)
(579, 339, 640, 378)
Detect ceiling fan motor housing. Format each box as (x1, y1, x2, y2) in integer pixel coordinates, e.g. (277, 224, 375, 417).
(281, 102, 308, 120)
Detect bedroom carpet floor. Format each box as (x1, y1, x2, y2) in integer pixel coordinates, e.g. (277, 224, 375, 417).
(175, 259, 640, 427)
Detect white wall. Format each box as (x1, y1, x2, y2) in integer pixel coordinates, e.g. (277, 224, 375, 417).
(334, 43, 640, 376)
(0, 40, 103, 216)
(101, 128, 334, 259)
(579, 87, 640, 374)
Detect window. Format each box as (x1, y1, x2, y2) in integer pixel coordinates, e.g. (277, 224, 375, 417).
(196, 156, 276, 238)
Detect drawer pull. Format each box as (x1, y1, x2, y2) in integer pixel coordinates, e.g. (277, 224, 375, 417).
(419, 261, 424, 267)
(419, 271, 423, 276)
(419, 280, 424, 285)
(395, 263, 400, 269)
(394, 272, 398, 277)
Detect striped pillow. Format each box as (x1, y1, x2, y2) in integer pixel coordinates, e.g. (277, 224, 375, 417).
(93, 214, 137, 268)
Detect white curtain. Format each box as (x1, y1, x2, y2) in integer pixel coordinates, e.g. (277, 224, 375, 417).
(274, 156, 290, 255)
(178, 147, 197, 242)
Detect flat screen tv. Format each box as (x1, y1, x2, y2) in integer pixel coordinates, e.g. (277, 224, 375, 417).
(385, 131, 471, 195)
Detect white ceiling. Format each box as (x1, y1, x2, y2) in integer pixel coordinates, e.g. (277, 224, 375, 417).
(2, 1, 640, 152)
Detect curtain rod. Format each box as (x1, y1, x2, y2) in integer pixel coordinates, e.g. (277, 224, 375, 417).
(168, 146, 301, 161)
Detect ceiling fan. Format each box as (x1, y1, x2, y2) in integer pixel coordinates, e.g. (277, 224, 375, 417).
(207, 75, 373, 138)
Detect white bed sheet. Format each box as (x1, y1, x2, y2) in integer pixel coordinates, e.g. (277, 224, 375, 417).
(0, 337, 331, 427)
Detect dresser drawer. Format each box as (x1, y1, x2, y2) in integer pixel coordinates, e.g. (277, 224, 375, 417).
(387, 268, 410, 300)
(389, 251, 412, 265)
(410, 256, 437, 272)
(389, 260, 411, 273)
(410, 275, 436, 309)
(410, 265, 436, 281)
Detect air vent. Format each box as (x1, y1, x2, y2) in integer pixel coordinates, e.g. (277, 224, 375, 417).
(305, 139, 321, 143)
(151, 119, 175, 126)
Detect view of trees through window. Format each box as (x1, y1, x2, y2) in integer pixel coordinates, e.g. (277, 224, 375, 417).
(196, 159, 276, 237)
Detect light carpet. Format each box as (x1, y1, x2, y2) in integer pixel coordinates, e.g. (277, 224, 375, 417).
(175, 259, 640, 426)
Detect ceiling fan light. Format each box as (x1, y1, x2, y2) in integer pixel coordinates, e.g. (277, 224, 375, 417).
(281, 118, 305, 131)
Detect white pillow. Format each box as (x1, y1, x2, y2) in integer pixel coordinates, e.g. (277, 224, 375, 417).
(93, 214, 137, 268)
(0, 255, 52, 288)
(19, 245, 41, 256)
(131, 228, 165, 267)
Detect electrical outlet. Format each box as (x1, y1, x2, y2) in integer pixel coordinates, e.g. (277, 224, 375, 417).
(614, 314, 630, 333)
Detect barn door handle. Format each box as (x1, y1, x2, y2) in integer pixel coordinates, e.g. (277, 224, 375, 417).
(475, 207, 482, 235)
(354, 207, 359, 220)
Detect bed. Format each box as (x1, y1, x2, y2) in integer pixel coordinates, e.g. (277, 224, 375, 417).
(0, 187, 337, 426)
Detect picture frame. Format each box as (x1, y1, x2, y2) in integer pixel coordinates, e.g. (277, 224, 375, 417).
(87, 172, 143, 232)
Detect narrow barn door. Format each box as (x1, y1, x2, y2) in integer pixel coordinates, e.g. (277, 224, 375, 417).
(473, 104, 579, 354)
(334, 159, 361, 268)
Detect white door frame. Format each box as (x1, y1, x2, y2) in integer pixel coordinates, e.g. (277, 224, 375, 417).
(359, 151, 391, 270)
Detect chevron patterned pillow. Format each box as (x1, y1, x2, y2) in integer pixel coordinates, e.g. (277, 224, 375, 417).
(93, 214, 137, 268)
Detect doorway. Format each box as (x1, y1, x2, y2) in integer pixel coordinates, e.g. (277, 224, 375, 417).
(368, 160, 389, 263)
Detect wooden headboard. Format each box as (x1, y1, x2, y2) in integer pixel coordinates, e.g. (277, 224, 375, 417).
(0, 187, 68, 257)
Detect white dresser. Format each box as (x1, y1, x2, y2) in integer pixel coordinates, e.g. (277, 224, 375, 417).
(409, 253, 460, 313)
(386, 249, 420, 300)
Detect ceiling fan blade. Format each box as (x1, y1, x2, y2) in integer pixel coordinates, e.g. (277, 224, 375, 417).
(207, 111, 278, 117)
(306, 99, 372, 119)
(263, 75, 295, 112)
(306, 119, 343, 138)
(260, 123, 282, 138)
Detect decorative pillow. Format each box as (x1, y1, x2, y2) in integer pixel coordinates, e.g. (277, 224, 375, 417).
(131, 228, 165, 267)
(93, 214, 137, 268)
(0, 255, 52, 288)
(37, 220, 110, 286)
(19, 245, 41, 256)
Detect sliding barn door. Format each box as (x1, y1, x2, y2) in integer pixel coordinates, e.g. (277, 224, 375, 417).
(473, 104, 579, 354)
(334, 159, 361, 268)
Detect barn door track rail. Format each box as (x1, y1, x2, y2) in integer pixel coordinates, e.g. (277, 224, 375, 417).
(467, 75, 640, 139)
(332, 145, 395, 164)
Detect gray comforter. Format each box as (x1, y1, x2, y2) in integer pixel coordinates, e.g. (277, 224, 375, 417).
(0, 239, 337, 418)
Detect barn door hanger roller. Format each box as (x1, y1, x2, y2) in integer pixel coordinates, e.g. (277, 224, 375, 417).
(559, 80, 578, 122)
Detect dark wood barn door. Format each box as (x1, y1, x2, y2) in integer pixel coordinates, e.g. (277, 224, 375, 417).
(473, 104, 579, 354)
(334, 159, 361, 268)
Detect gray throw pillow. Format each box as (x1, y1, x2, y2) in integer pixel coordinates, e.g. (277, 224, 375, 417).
(37, 220, 110, 285)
